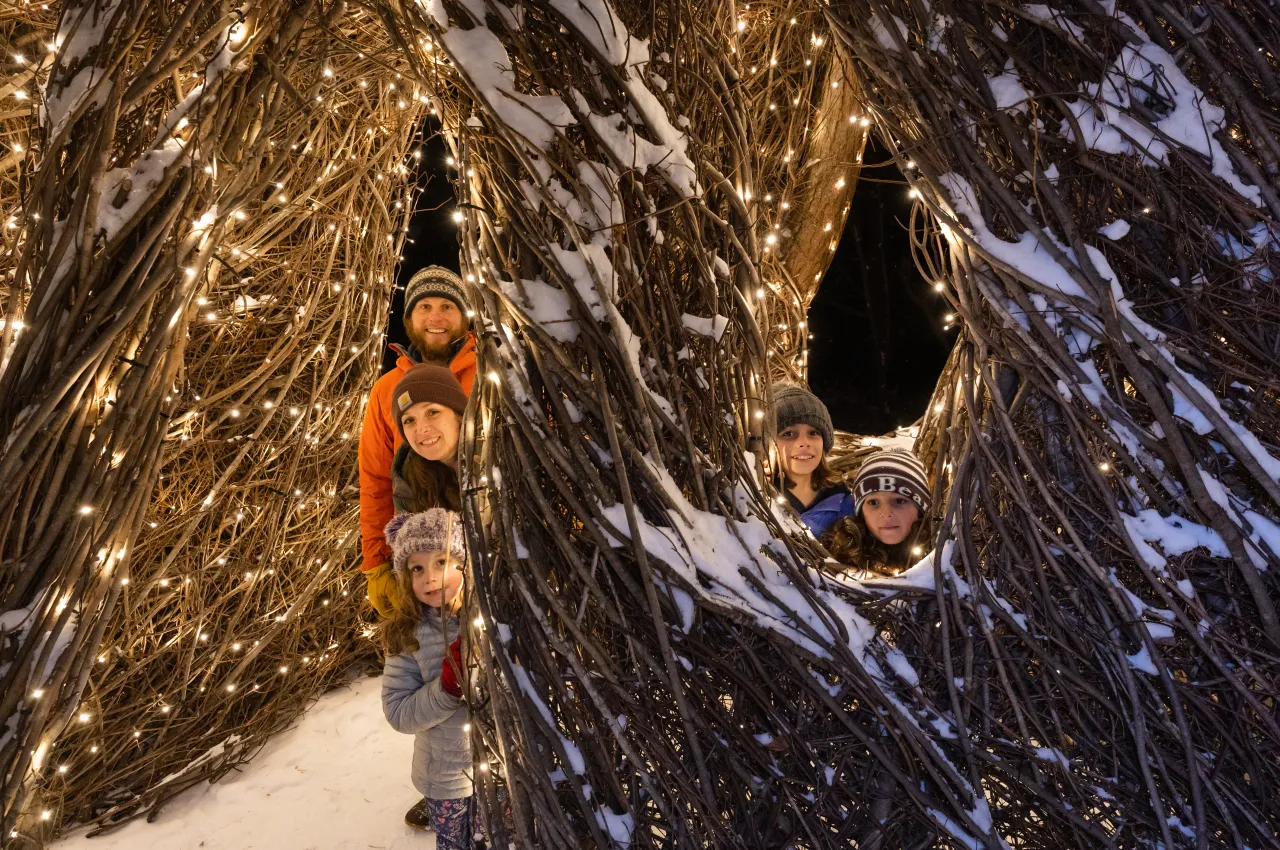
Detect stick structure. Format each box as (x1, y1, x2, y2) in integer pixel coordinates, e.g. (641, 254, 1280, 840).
(2, 0, 1278, 847)
(1, 2, 423, 840)
(384, 0, 1280, 846)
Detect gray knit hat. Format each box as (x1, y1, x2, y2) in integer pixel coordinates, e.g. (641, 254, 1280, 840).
(851, 449, 931, 515)
(772, 383, 834, 452)
(385, 509, 467, 577)
(404, 265, 469, 320)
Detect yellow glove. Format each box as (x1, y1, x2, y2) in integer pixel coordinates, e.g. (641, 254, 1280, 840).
(364, 562, 396, 618)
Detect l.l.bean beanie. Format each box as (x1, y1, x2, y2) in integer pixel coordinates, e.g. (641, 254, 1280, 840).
(404, 265, 469, 321)
(385, 509, 467, 577)
(391, 364, 468, 440)
(772, 383, 835, 452)
(851, 449, 931, 515)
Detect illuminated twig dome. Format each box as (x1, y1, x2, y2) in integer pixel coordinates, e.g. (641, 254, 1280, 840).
(3, 0, 1279, 847)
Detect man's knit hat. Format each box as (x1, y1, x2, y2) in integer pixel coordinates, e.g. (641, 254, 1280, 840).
(392, 364, 468, 440)
(851, 449, 931, 515)
(772, 383, 835, 452)
(404, 265, 469, 321)
(385, 509, 467, 576)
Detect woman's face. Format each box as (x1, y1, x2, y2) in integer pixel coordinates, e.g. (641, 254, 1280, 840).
(401, 401, 460, 463)
(861, 494, 920, 545)
(777, 424, 824, 483)
(407, 550, 463, 608)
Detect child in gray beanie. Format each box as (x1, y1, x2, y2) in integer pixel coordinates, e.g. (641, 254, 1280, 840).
(378, 508, 473, 841)
(771, 383, 852, 538)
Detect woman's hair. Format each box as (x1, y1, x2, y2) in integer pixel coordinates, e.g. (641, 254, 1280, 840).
(378, 565, 430, 657)
(821, 508, 930, 574)
(400, 451, 461, 513)
(779, 455, 837, 493)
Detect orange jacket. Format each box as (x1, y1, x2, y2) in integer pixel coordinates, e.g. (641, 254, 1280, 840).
(359, 335, 477, 573)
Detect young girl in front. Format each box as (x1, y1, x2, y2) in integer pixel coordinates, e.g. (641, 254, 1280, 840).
(380, 508, 472, 845)
(825, 448, 932, 574)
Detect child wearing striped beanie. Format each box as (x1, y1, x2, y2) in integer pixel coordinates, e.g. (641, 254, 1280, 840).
(850, 449, 931, 518)
(826, 449, 932, 574)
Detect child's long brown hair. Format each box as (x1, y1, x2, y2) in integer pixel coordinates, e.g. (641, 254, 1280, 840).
(378, 565, 429, 657)
(821, 509, 930, 574)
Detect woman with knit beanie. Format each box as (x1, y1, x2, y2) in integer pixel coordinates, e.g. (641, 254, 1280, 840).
(364, 364, 470, 619)
(390, 363, 470, 514)
(824, 448, 932, 574)
(771, 383, 856, 538)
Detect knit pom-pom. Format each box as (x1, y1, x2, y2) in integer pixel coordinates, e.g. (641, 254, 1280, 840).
(384, 513, 410, 546)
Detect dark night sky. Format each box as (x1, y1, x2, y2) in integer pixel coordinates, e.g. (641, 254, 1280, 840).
(807, 137, 954, 435)
(394, 129, 952, 436)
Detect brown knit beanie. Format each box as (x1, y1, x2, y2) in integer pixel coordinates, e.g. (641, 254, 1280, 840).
(392, 364, 468, 439)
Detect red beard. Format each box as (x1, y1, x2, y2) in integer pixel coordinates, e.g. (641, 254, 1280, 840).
(406, 324, 464, 364)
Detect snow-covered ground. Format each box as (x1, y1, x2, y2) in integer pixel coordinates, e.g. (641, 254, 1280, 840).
(54, 675, 433, 850)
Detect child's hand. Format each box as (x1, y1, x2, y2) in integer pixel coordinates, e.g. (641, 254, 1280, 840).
(440, 637, 463, 697)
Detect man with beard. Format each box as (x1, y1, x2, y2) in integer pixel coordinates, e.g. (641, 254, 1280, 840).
(359, 266, 477, 616)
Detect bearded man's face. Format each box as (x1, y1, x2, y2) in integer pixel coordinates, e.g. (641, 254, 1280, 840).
(406, 296, 466, 362)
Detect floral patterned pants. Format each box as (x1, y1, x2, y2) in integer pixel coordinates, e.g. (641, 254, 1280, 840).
(425, 797, 472, 849)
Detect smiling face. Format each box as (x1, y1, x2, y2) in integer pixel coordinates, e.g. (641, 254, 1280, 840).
(401, 401, 460, 463)
(861, 493, 921, 545)
(406, 297, 466, 363)
(777, 424, 824, 486)
(408, 549, 463, 609)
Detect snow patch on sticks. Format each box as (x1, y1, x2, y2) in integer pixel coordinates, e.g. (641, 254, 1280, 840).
(1061, 21, 1262, 206)
(1121, 509, 1228, 571)
(936, 173, 1090, 299)
(439, 26, 576, 151)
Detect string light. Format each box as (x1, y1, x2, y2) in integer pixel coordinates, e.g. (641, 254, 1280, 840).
(4, 9, 901, 806)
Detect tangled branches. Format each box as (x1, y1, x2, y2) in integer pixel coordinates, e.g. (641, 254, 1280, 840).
(388, 0, 1280, 846)
(385, 0, 1041, 846)
(3, 0, 1278, 847)
(1, 1, 424, 840)
(828, 0, 1280, 846)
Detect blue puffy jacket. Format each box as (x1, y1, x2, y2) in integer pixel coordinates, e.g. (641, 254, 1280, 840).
(382, 613, 471, 800)
(789, 485, 856, 539)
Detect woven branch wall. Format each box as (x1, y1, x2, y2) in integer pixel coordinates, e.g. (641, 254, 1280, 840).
(1, 0, 430, 840)
(388, 0, 1280, 847)
(2, 0, 1279, 847)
